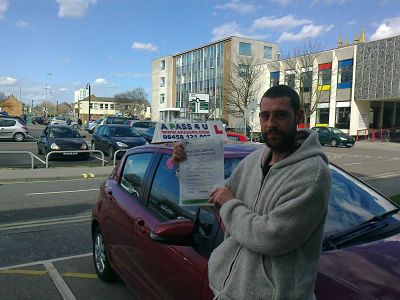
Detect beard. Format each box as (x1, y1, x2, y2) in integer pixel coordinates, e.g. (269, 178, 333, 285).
(261, 126, 297, 152)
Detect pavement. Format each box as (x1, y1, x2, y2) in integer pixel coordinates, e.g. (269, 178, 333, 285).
(0, 165, 115, 183)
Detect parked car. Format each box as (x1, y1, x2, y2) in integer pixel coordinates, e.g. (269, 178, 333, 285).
(141, 127, 155, 143)
(85, 119, 103, 134)
(91, 125, 148, 159)
(37, 125, 89, 160)
(32, 116, 45, 125)
(50, 116, 79, 129)
(103, 116, 130, 125)
(311, 126, 356, 147)
(91, 142, 400, 299)
(0, 115, 29, 141)
(0, 111, 9, 116)
(226, 132, 248, 142)
(126, 120, 156, 134)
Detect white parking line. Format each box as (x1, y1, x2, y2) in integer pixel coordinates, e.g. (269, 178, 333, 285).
(360, 171, 400, 180)
(89, 154, 108, 163)
(344, 162, 362, 166)
(44, 261, 77, 300)
(0, 177, 104, 185)
(26, 188, 98, 196)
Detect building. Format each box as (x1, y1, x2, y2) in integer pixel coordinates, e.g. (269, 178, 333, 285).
(77, 95, 151, 121)
(151, 36, 279, 126)
(0, 95, 23, 116)
(265, 32, 400, 136)
(74, 88, 89, 103)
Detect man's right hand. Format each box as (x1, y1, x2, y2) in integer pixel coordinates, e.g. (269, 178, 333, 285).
(172, 143, 187, 167)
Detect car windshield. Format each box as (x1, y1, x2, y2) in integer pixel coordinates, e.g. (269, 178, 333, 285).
(145, 127, 155, 135)
(332, 128, 345, 134)
(110, 117, 127, 124)
(49, 127, 81, 138)
(96, 119, 103, 124)
(109, 126, 140, 137)
(324, 166, 399, 235)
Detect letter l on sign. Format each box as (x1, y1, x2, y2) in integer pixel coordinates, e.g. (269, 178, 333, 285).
(214, 124, 223, 135)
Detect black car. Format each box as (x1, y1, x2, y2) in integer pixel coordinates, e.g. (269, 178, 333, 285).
(32, 116, 45, 125)
(311, 126, 356, 147)
(91, 125, 148, 159)
(37, 125, 89, 160)
(104, 116, 129, 125)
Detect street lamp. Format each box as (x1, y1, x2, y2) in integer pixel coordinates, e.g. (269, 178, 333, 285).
(86, 83, 91, 121)
(45, 73, 53, 117)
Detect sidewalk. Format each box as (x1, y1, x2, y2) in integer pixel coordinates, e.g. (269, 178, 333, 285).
(0, 165, 115, 183)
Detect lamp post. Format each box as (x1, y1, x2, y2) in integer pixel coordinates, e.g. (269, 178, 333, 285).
(45, 73, 53, 117)
(86, 83, 91, 121)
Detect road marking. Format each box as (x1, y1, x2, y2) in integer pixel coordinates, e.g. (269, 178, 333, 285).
(344, 162, 362, 166)
(62, 272, 97, 279)
(0, 177, 104, 185)
(360, 171, 400, 180)
(26, 188, 98, 196)
(89, 155, 108, 163)
(0, 269, 48, 276)
(44, 261, 77, 300)
(0, 214, 91, 231)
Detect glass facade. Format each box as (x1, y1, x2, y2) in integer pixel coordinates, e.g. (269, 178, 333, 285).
(335, 107, 351, 129)
(338, 59, 353, 89)
(270, 71, 279, 87)
(316, 108, 330, 124)
(285, 72, 295, 89)
(175, 42, 224, 118)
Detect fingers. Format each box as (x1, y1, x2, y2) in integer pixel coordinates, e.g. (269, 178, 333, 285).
(172, 143, 187, 165)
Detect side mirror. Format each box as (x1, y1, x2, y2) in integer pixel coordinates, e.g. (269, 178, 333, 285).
(150, 218, 194, 246)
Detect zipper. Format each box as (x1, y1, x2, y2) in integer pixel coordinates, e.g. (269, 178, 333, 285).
(216, 246, 243, 299)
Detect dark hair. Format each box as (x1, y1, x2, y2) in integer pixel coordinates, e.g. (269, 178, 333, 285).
(261, 85, 300, 114)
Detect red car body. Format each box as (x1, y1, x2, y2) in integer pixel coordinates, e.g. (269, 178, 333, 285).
(92, 143, 400, 299)
(226, 132, 247, 142)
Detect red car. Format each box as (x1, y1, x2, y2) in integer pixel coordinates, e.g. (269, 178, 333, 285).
(226, 132, 248, 142)
(92, 143, 400, 299)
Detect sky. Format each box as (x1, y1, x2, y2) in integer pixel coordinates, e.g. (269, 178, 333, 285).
(1, 0, 400, 106)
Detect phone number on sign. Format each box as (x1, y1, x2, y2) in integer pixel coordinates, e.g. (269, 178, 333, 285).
(162, 134, 211, 140)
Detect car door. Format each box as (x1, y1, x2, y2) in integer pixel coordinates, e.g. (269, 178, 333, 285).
(93, 126, 105, 152)
(127, 153, 219, 299)
(37, 128, 49, 152)
(0, 119, 7, 138)
(319, 127, 331, 145)
(100, 126, 111, 152)
(101, 151, 155, 290)
(0, 119, 17, 138)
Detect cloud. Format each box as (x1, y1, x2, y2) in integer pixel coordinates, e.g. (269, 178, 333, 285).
(346, 20, 356, 26)
(278, 24, 334, 42)
(131, 42, 158, 52)
(211, 22, 270, 41)
(57, 0, 97, 18)
(16, 20, 28, 28)
(214, 1, 257, 14)
(0, 0, 8, 19)
(310, 0, 347, 7)
(0, 76, 17, 86)
(252, 15, 312, 30)
(59, 88, 68, 92)
(370, 16, 400, 40)
(267, 0, 293, 6)
(93, 78, 108, 86)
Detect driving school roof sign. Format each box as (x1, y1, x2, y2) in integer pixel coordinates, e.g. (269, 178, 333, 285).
(152, 121, 228, 143)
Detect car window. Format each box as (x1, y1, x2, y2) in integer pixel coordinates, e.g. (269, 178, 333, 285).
(148, 154, 196, 221)
(324, 167, 399, 234)
(103, 127, 110, 136)
(120, 153, 153, 199)
(332, 128, 344, 134)
(49, 127, 80, 138)
(2, 119, 16, 127)
(95, 126, 104, 136)
(320, 128, 330, 134)
(109, 126, 140, 137)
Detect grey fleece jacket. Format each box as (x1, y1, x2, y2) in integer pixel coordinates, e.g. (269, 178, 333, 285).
(208, 129, 331, 300)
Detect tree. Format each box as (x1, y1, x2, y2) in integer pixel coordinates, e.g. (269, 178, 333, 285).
(278, 41, 326, 127)
(224, 55, 264, 131)
(114, 88, 150, 118)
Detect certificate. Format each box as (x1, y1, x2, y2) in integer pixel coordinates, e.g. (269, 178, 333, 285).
(179, 138, 224, 206)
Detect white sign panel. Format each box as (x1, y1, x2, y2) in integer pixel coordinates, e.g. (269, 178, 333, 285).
(189, 93, 209, 113)
(152, 121, 227, 143)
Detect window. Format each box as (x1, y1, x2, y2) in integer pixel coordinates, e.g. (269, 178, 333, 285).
(270, 71, 279, 87)
(104, 104, 109, 109)
(100, 103, 104, 109)
(148, 155, 195, 221)
(239, 42, 251, 56)
(316, 108, 330, 124)
(125, 105, 129, 109)
(120, 153, 153, 200)
(239, 64, 249, 77)
(110, 104, 114, 110)
(338, 59, 353, 89)
(335, 107, 351, 129)
(264, 46, 272, 59)
(285, 72, 295, 89)
(318, 63, 332, 90)
(0, 119, 16, 127)
(160, 94, 165, 104)
(89, 103, 93, 109)
(93, 103, 99, 109)
(160, 59, 165, 70)
(160, 77, 165, 87)
(301, 71, 312, 92)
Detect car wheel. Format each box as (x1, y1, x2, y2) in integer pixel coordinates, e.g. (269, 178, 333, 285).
(108, 146, 115, 160)
(330, 139, 338, 147)
(93, 227, 116, 282)
(13, 132, 25, 142)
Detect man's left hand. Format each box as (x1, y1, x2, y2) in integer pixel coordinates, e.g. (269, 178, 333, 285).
(209, 187, 233, 207)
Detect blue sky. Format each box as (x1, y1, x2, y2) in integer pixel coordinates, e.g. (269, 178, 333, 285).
(1, 0, 400, 105)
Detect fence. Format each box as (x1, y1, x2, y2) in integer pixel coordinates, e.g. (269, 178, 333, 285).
(356, 127, 400, 142)
(0, 151, 45, 169)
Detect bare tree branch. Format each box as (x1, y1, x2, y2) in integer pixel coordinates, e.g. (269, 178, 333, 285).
(114, 88, 150, 118)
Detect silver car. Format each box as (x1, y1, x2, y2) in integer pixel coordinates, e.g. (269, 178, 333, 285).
(0, 116, 29, 142)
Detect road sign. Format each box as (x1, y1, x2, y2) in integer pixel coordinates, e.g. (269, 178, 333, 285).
(189, 93, 209, 114)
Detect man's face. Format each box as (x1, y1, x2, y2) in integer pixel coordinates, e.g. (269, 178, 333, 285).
(259, 96, 299, 151)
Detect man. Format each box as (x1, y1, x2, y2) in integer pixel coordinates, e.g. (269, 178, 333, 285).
(173, 85, 331, 299)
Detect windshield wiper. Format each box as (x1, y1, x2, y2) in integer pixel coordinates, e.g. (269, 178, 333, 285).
(323, 208, 399, 250)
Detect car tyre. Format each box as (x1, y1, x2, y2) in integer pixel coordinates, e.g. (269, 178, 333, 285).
(108, 146, 115, 160)
(330, 139, 338, 147)
(13, 132, 25, 142)
(93, 227, 116, 282)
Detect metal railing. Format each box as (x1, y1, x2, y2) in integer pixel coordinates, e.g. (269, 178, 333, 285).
(113, 149, 128, 166)
(0, 151, 45, 169)
(46, 150, 105, 168)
